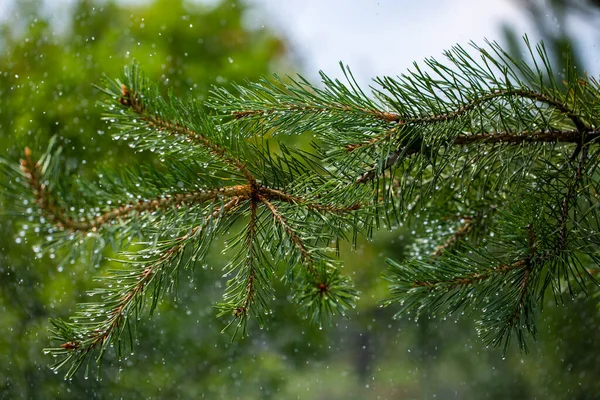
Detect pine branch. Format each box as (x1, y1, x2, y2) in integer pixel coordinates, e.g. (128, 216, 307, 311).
(259, 194, 318, 277)
(47, 197, 242, 379)
(261, 186, 363, 214)
(211, 64, 393, 136)
(387, 249, 538, 352)
(355, 128, 600, 184)
(292, 262, 359, 327)
(116, 82, 257, 185)
(3, 36, 599, 377)
(20, 149, 249, 232)
(19, 147, 81, 231)
(558, 145, 589, 250)
(231, 100, 400, 123)
(217, 198, 273, 337)
(240, 199, 259, 316)
(432, 216, 473, 257)
(482, 224, 538, 351)
(347, 88, 589, 154)
(409, 257, 529, 290)
(452, 128, 600, 145)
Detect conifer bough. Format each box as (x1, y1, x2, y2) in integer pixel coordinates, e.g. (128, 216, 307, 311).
(3, 37, 600, 378)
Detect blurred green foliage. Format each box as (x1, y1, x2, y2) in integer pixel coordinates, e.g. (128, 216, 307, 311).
(503, 0, 600, 74)
(1, 0, 599, 398)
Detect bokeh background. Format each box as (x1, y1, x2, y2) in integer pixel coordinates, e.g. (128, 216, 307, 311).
(1, 0, 599, 398)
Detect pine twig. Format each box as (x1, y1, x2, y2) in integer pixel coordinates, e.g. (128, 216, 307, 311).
(411, 258, 529, 290)
(54, 196, 243, 361)
(259, 194, 318, 278)
(119, 84, 257, 185)
(19, 150, 250, 233)
(234, 198, 259, 319)
(432, 216, 473, 257)
(261, 187, 362, 214)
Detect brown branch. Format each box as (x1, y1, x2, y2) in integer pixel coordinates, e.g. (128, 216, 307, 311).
(506, 266, 532, 332)
(412, 258, 529, 289)
(432, 216, 473, 257)
(504, 225, 537, 329)
(513, 89, 587, 132)
(80, 184, 251, 232)
(347, 87, 590, 155)
(355, 128, 599, 185)
(259, 195, 318, 278)
(260, 187, 362, 214)
(234, 198, 259, 319)
(20, 149, 252, 232)
(453, 129, 600, 145)
(21, 142, 360, 242)
(120, 85, 256, 185)
(558, 144, 589, 250)
(20, 147, 78, 231)
(233, 88, 587, 131)
(403, 89, 587, 131)
(349, 126, 598, 155)
(232, 103, 401, 123)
